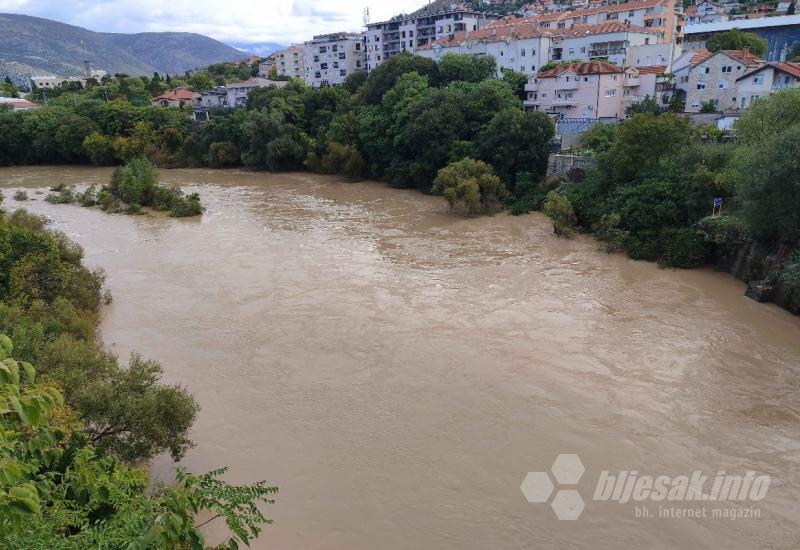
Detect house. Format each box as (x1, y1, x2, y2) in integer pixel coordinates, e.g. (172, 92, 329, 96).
(673, 47, 713, 100)
(735, 60, 800, 108)
(0, 97, 38, 111)
(258, 59, 276, 77)
(684, 48, 764, 111)
(686, 1, 728, 24)
(523, 61, 663, 119)
(224, 78, 289, 108)
(151, 88, 201, 109)
(304, 32, 365, 87)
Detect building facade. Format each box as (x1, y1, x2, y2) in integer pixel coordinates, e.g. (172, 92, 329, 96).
(274, 44, 305, 79)
(523, 61, 663, 119)
(735, 61, 800, 109)
(304, 32, 366, 87)
(684, 49, 764, 112)
(365, 7, 501, 71)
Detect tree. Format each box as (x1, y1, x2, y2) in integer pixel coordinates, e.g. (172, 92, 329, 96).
(438, 53, 497, 85)
(542, 191, 578, 237)
(0, 337, 278, 548)
(706, 29, 768, 58)
(477, 108, 555, 188)
(625, 95, 662, 117)
(188, 70, 216, 92)
(432, 158, 506, 215)
(734, 88, 800, 145)
(82, 132, 116, 165)
(361, 52, 440, 104)
(580, 122, 617, 153)
(733, 123, 800, 245)
(501, 67, 529, 100)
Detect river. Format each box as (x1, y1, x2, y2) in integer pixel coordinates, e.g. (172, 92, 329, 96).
(2, 167, 800, 549)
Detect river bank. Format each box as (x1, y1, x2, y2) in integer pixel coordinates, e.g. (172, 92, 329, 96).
(2, 167, 800, 549)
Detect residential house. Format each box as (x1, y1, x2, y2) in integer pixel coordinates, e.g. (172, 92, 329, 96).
(225, 78, 289, 108)
(685, 1, 728, 24)
(151, 88, 201, 109)
(735, 60, 800, 108)
(258, 59, 276, 77)
(364, 6, 501, 71)
(672, 47, 713, 101)
(685, 48, 764, 111)
(523, 61, 663, 119)
(304, 32, 365, 87)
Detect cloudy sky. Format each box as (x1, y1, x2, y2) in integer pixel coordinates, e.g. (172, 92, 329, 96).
(0, 0, 428, 46)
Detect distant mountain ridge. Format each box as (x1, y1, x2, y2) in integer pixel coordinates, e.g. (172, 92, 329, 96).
(0, 13, 251, 84)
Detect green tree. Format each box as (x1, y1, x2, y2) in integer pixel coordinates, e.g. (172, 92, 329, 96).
(438, 53, 497, 85)
(83, 132, 116, 165)
(542, 191, 578, 237)
(706, 29, 768, 58)
(625, 95, 662, 117)
(734, 88, 800, 145)
(501, 67, 529, 100)
(361, 52, 440, 104)
(432, 158, 506, 215)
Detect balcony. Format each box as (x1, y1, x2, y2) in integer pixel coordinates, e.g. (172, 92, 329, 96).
(556, 80, 578, 91)
(588, 48, 626, 58)
(524, 82, 539, 92)
(623, 77, 640, 87)
(553, 97, 577, 105)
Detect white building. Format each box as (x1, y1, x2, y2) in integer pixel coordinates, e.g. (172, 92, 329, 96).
(365, 6, 501, 71)
(273, 44, 305, 80)
(418, 20, 666, 77)
(304, 32, 366, 87)
(735, 61, 800, 109)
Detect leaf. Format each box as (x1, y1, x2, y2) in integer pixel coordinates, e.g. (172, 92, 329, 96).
(20, 362, 35, 384)
(0, 334, 12, 355)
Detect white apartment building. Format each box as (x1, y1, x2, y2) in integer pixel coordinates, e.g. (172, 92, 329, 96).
(365, 6, 501, 71)
(304, 32, 366, 87)
(274, 45, 305, 80)
(417, 20, 664, 76)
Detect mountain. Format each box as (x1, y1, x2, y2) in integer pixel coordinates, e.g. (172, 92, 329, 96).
(0, 13, 250, 84)
(227, 42, 286, 57)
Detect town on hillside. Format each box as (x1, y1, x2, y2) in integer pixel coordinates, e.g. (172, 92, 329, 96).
(4, 0, 800, 142)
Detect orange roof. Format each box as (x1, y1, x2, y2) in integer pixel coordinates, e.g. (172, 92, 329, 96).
(152, 88, 200, 101)
(633, 64, 667, 74)
(559, 21, 658, 37)
(737, 61, 800, 81)
(719, 49, 764, 66)
(539, 61, 623, 77)
(686, 5, 697, 15)
(690, 48, 713, 63)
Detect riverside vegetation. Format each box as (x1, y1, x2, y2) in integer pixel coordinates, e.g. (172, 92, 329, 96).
(1, 52, 799, 313)
(0, 192, 274, 547)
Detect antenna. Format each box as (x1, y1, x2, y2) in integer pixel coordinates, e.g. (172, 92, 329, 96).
(363, 7, 370, 26)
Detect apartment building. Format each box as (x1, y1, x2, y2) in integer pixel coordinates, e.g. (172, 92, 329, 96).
(684, 49, 764, 112)
(364, 7, 501, 71)
(523, 61, 664, 118)
(274, 45, 305, 80)
(304, 32, 366, 87)
(499, 0, 683, 44)
(417, 20, 663, 76)
(735, 61, 800, 109)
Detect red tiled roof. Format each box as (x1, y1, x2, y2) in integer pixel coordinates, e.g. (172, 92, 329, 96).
(0, 98, 37, 108)
(686, 5, 697, 15)
(539, 61, 623, 77)
(558, 21, 658, 37)
(152, 88, 200, 101)
(736, 61, 800, 82)
(633, 64, 667, 74)
(719, 49, 764, 66)
(690, 48, 713, 63)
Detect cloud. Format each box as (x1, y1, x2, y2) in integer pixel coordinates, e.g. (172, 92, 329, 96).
(0, 0, 425, 46)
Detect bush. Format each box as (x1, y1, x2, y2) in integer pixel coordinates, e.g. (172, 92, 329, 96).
(778, 250, 800, 314)
(82, 132, 116, 165)
(542, 191, 577, 237)
(320, 142, 366, 180)
(432, 158, 506, 215)
(12, 190, 28, 201)
(506, 171, 548, 215)
(77, 185, 98, 207)
(208, 141, 240, 167)
(659, 227, 709, 268)
(45, 186, 76, 204)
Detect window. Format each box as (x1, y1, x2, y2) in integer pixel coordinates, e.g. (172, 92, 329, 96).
(332, 45, 338, 52)
(315, 71, 321, 78)
(719, 80, 728, 90)
(340, 70, 347, 77)
(691, 101, 699, 108)
(355, 43, 361, 50)
(339, 52, 346, 60)
(321, 63, 328, 70)
(697, 82, 706, 90)
(569, 48, 575, 55)
(702, 67, 710, 74)
(721, 65, 732, 73)
(542, 92, 548, 98)
(581, 46, 586, 53)
(319, 46, 327, 53)
(521, 48, 526, 56)
(605, 89, 616, 96)
(521, 66, 526, 72)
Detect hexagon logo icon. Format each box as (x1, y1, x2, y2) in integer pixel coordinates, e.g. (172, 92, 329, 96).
(551, 454, 585, 485)
(520, 472, 554, 503)
(521, 454, 587, 520)
(550, 490, 585, 521)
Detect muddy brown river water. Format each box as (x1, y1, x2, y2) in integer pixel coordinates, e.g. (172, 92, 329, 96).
(2, 167, 800, 549)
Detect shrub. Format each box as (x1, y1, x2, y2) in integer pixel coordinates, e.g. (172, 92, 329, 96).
(506, 171, 548, 215)
(659, 227, 709, 268)
(432, 158, 506, 215)
(208, 141, 240, 167)
(542, 191, 577, 237)
(320, 142, 366, 181)
(77, 185, 98, 207)
(12, 190, 28, 201)
(778, 250, 800, 314)
(45, 186, 76, 204)
(82, 132, 116, 165)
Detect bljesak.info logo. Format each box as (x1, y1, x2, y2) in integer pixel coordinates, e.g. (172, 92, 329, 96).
(520, 454, 770, 521)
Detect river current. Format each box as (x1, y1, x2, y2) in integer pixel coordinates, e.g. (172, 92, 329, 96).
(2, 167, 799, 549)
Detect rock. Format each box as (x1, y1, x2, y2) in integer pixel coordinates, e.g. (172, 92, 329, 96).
(745, 280, 777, 303)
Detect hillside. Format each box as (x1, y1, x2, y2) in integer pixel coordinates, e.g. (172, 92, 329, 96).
(0, 13, 249, 84)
